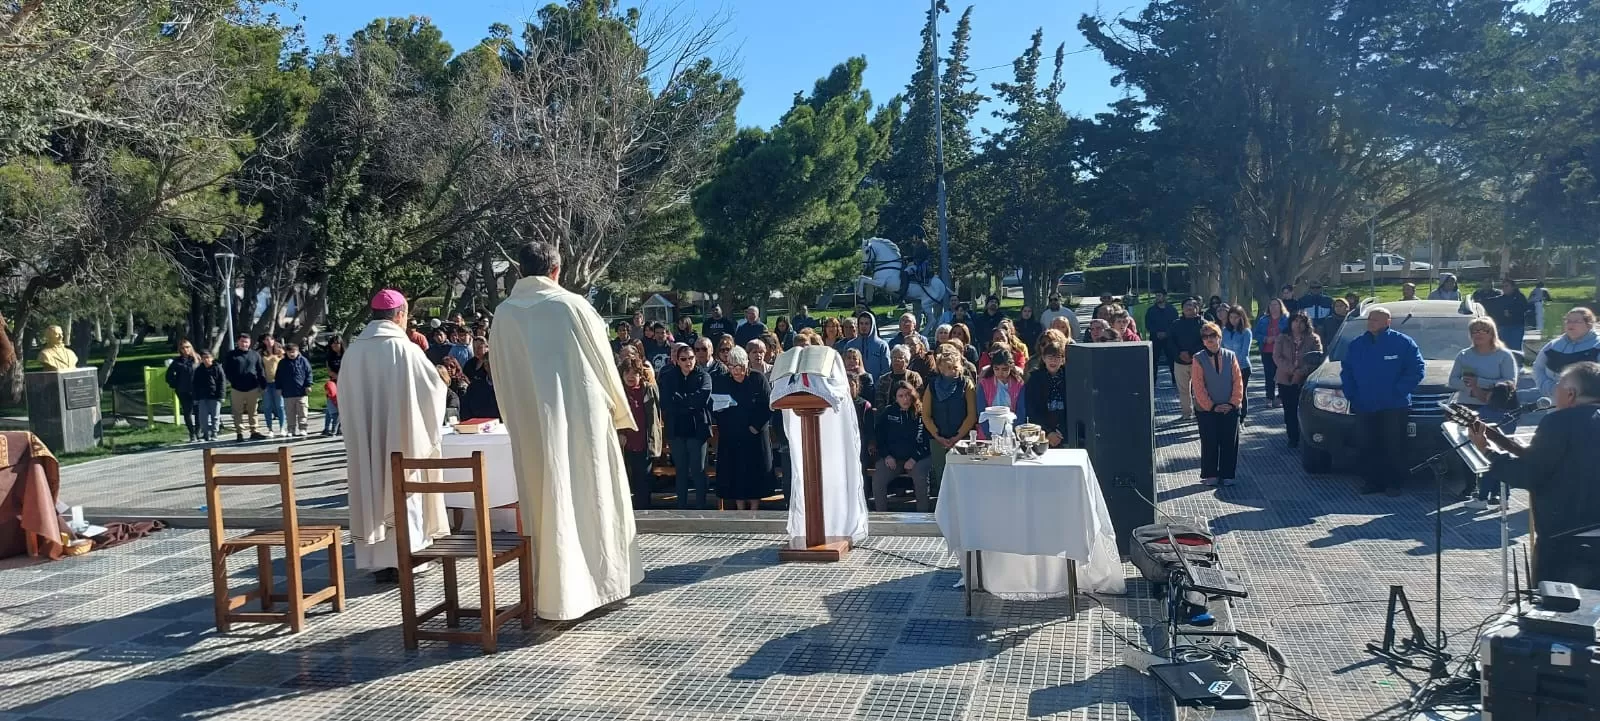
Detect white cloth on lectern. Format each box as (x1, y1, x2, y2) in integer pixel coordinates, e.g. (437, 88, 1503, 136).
(769, 347, 869, 543)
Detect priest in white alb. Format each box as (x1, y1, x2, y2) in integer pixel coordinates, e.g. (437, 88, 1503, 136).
(342, 289, 450, 582)
(490, 240, 643, 621)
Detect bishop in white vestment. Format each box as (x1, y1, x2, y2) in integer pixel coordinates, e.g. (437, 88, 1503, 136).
(491, 241, 643, 621)
(343, 290, 450, 576)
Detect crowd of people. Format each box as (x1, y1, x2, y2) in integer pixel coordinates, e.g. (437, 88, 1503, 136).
(162, 312, 500, 443)
(163, 268, 1596, 517)
(165, 334, 322, 442)
(604, 296, 1089, 512)
(1132, 275, 1597, 499)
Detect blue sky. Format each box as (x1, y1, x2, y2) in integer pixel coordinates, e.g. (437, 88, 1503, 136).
(289, 0, 1145, 132)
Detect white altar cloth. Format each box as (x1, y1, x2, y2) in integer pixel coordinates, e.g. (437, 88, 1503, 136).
(439, 427, 520, 532)
(934, 449, 1126, 597)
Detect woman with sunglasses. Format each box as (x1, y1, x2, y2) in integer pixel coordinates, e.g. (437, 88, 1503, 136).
(659, 343, 714, 509)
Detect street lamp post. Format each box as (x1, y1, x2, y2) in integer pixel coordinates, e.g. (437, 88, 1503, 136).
(1366, 213, 1377, 299)
(931, 0, 951, 303)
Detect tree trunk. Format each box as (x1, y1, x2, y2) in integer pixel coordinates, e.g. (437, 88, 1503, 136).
(481, 256, 500, 309)
(293, 277, 330, 348)
(186, 287, 205, 345)
(98, 333, 122, 386)
(70, 319, 93, 368)
(4, 299, 36, 403)
(1499, 187, 1514, 280)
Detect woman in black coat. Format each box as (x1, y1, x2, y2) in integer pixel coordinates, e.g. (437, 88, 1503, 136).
(166, 340, 200, 441)
(1024, 339, 1071, 449)
(659, 343, 713, 510)
(325, 336, 345, 375)
(712, 347, 774, 510)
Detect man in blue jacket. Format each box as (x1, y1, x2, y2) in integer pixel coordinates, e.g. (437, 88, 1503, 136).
(275, 343, 315, 437)
(1340, 307, 1425, 496)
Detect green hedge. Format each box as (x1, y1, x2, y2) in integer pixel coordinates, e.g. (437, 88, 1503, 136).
(1082, 264, 1190, 295)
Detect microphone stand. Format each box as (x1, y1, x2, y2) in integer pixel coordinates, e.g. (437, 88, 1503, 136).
(1365, 434, 1472, 683)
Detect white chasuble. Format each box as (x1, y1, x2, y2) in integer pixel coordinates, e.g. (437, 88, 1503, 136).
(491, 275, 644, 621)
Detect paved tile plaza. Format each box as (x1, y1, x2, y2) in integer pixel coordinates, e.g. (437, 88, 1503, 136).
(22, 355, 1521, 720)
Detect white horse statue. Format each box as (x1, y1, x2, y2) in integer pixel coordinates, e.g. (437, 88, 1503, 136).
(857, 237, 951, 325)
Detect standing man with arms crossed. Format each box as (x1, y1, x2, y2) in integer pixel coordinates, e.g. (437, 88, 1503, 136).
(1340, 307, 1425, 496)
(491, 241, 644, 621)
(1143, 291, 1178, 387)
(222, 334, 266, 442)
(1168, 299, 1206, 421)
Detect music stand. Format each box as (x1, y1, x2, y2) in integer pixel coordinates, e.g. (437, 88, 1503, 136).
(1441, 421, 1533, 598)
(1441, 421, 1506, 598)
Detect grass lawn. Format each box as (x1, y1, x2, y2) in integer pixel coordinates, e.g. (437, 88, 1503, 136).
(10, 338, 338, 464)
(1324, 276, 1596, 342)
(57, 422, 193, 466)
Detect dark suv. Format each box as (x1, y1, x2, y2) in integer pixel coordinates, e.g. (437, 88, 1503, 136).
(1297, 300, 1489, 474)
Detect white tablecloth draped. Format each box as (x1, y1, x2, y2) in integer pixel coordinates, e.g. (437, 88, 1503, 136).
(439, 427, 520, 532)
(934, 449, 1126, 596)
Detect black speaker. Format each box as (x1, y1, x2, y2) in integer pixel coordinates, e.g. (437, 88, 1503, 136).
(1063, 341, 1156, 555)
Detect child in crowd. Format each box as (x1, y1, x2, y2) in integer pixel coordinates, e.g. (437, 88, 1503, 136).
(321, 370, 340, 436)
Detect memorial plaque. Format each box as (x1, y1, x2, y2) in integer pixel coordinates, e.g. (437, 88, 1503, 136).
(27, 368, 102, 453)
(62, 374, 99, 410)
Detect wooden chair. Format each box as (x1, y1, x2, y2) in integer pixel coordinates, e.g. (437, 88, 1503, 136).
(390, 451, 533, 653)
(204, 447, 345, 633)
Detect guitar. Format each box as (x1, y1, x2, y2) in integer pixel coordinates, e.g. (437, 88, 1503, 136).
(1441, 403, 1527, 457)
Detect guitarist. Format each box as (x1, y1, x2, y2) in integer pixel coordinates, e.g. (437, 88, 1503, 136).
(1468, 361, 1600, 587)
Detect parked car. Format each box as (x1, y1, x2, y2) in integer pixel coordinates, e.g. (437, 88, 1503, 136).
(1056, 271, 1085, 296)
(1340, 254, 1433, 273)
(1296, 299, 1529, 475)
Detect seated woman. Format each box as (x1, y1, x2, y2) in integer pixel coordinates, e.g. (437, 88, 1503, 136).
(1024, 339, 1071, 449)
(873, 380, 932, 512)
(975, 348, 1026, 439)
(1450, 316, 1520, 510)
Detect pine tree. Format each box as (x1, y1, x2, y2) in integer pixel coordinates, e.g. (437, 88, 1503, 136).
(691, 58, 892, 310)
(873, 2, 946, 241)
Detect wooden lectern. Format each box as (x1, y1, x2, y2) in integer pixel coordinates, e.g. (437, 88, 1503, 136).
(770, 349, 851, 563)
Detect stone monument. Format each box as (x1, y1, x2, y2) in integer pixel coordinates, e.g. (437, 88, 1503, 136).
(27, 326, 99, 453)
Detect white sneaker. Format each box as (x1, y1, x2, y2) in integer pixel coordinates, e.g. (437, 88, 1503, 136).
(1201, 478, 1218, 487)
(1464, 498, 1489, 511)
(1220, 478, 1236, 487)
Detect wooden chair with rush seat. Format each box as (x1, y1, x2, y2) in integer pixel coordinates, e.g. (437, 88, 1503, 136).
(204, 447, 345, 633)
(389, 450, 533, 653)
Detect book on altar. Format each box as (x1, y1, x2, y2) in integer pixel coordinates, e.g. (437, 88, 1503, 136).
(452, 418, 500, 434)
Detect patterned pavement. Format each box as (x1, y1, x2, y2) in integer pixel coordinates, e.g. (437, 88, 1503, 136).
(23, 329, 1523, 721)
